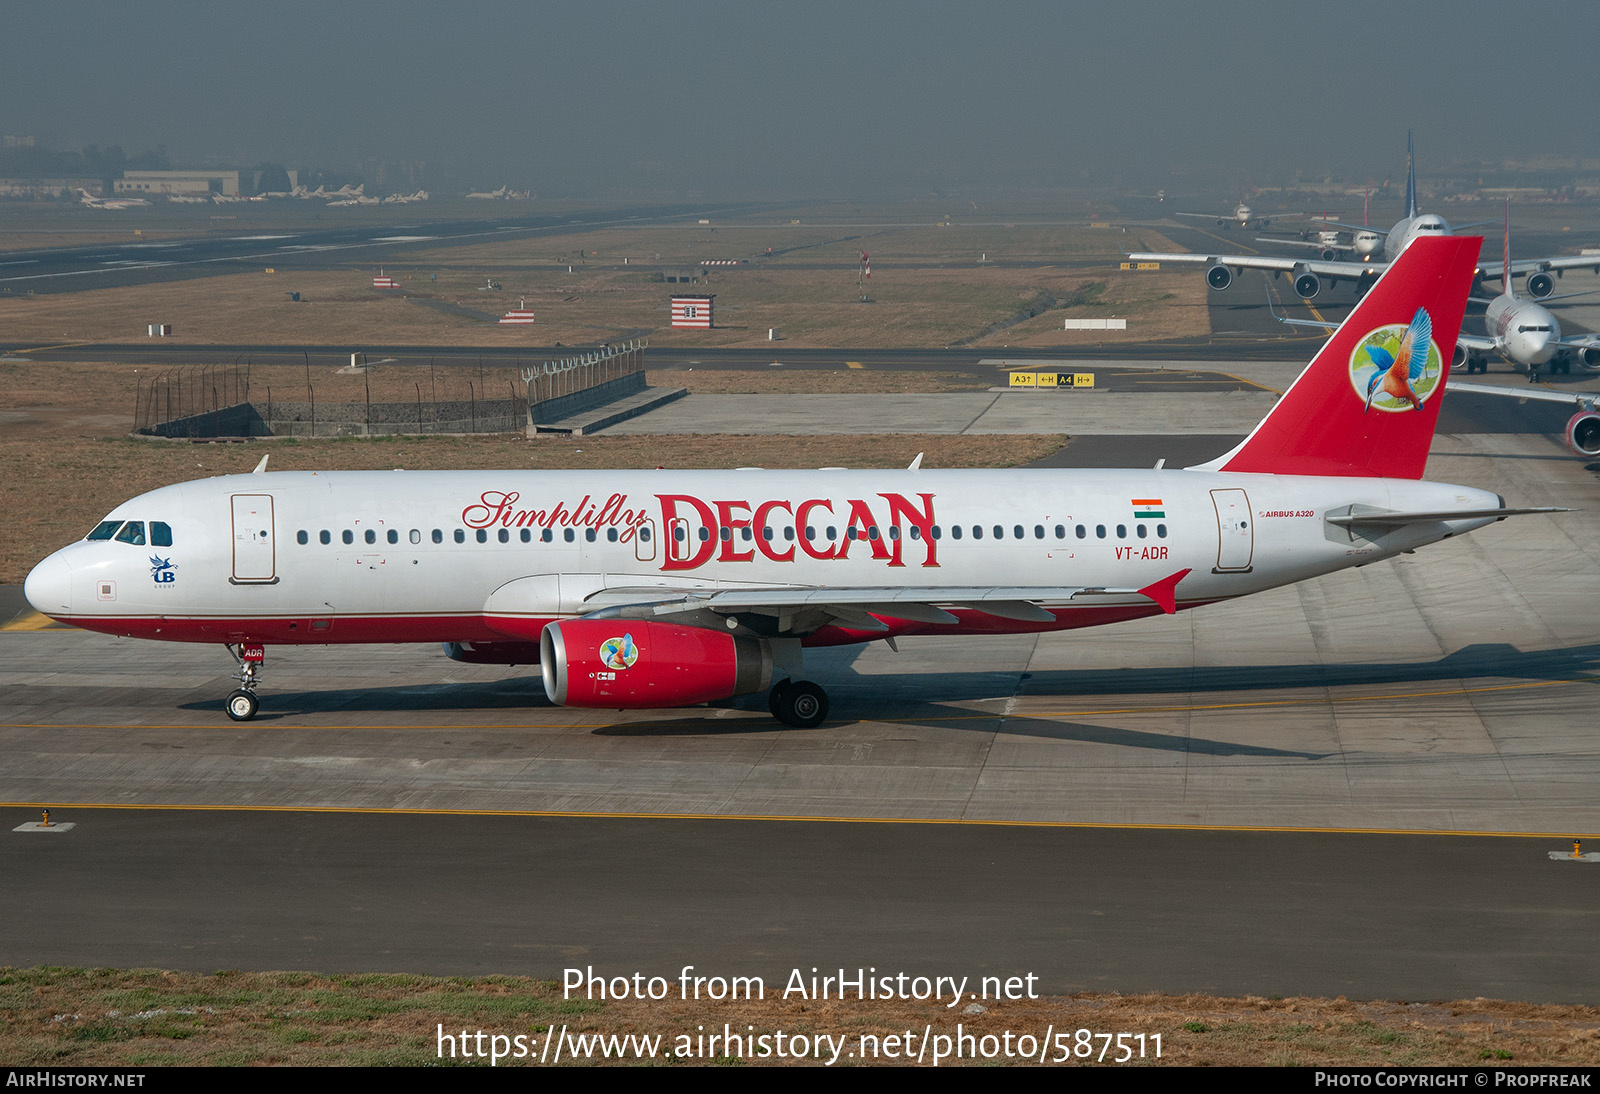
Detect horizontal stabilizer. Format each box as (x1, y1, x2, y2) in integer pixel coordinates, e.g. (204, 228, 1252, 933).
(1326, 505, 1569, 528)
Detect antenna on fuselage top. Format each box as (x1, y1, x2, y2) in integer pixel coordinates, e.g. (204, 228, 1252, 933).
(253, 455, 269, 474)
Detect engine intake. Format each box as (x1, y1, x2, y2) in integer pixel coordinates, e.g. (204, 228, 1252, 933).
(1293, 271, 1321, 300)
(540, 619, 772, 708)
(1527, 271, 1555, 298)
(1205, 264, 1233, 290)
(1567, 411, 1600, 458)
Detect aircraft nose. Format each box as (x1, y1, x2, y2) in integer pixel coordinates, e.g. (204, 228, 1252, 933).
(23, 551, 73, 617)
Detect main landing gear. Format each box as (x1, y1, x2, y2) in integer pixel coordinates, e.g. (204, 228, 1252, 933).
(768, 678, 829, 728)
(225, 642, 265, 721)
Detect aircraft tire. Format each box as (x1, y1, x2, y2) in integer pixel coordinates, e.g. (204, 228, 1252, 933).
(768, 680, 790, 719)
(226, 689, 259, 722)
(774, 681, 828, 728)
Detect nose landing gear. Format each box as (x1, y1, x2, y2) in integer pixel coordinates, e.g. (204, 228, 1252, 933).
(225, 642, 265, 721)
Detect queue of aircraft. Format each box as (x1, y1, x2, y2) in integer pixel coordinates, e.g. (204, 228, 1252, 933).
(1131, 133, 1600, 305)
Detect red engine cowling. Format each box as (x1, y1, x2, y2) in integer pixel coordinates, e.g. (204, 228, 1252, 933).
(540, 619, 771, 708)
(1566, 411, 1600, 458)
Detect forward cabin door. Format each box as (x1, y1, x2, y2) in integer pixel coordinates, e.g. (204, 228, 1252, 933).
(230, 494, 278, 584)
(1210, 488, 1253, 573)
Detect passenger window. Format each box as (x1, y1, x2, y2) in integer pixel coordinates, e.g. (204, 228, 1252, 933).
(888, 526, 899, 540)
(951, 525, 962, 540)
(1137, 524, 1147, 539)
(931, 526, 942, 540)
(1014, 525, 1024, 539)
(477, 529, 488, 543)
(698, 527, 709, 542)
(868, 526, 880, 541)
(114, 521, 146, 546)
(86, 521, 122, 541)
(608, 528, 618, 542)
(1054, 525, 1065, 539)
(1035, 525, 1045, 539)
(586, 528, 597, 542)
(1076, 525, 1086, 539)
(1157, 524, 1168, 539)
(296, 530, 308, 545)
(411, 529, 422, 545)
(320, 530, 331, 545)
(521, 529, 532, 543)
(542, 529, 554, 542)
(1117, 524, 1127, 539)
(151, 522, 173, 547)
(640, 526, 652, 542)
(387, 529, 399, 545)
(432, 529, 442, 544)
(498, 529, 509, 543)
(1095, 525, 1106, 539)
(454, 529, 465, 543)
(972, 526, 983, 540)
(365, 529, 376, 545)
(564, 529, 575, 542)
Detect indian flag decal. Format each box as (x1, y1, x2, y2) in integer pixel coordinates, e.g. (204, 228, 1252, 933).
(1132, 498, 1164, 519)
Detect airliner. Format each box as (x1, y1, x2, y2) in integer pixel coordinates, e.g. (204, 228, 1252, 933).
(1128, 133, 1600, 301)
(23, 237, 1561, 727)
(76, 188, 150, 210)
(1175, 201, 1276, 231)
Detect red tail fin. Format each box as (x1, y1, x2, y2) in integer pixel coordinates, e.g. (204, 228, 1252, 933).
(1202, 235, 1478, 479)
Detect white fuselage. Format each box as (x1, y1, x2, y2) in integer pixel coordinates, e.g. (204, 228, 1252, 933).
(24, 468, 1503, 648)
(1384, 213, 1452, 263)
(1484, 294, 1559, 367)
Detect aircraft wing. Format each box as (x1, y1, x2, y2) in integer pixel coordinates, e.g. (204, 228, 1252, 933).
(580, 572, 1195, 630)
(1254, 237, 1349, 254)
(1268, 303, 1499, 355)
(1479, 255, 1600, 281)
(1126, 251, 1379, 279)
(1449, 380, 1600, 408)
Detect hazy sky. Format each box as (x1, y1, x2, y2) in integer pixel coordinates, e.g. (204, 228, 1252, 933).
(6, 1, 1598, 197)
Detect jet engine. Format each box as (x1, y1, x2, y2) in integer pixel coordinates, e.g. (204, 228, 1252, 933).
(1205, 264, 1233, 290)
(1292, 269, 1321, 300)
(1566, 411, 1600, 458)
(1581, 347, 1600, 371)
(540, 619, 771, 708)
(1320, 247, 1338, 261)
(1527, 271, 1555, 299)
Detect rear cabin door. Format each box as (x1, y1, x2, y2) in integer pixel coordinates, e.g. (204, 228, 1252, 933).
(1210, 488, 1254, 573)
(230, 494, 278, 584)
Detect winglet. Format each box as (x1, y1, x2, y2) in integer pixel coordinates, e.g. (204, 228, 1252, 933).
(1138, 568, 1191, 615)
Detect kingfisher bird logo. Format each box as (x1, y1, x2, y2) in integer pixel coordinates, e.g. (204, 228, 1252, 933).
(599, 633, 639, 670)
(149, 556, 177, 584)
(1348, 307, 1441, 413)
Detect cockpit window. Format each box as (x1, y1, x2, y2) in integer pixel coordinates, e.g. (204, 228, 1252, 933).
(114, 521, 146, 546)
(151, 521, 173, 547)
(86, 520, 122, 541)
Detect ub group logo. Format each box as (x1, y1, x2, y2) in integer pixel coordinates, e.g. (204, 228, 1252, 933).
(599, 633, 639, 670)
(149, 555, 177, 585)
(1348, 307, 1441, 414)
